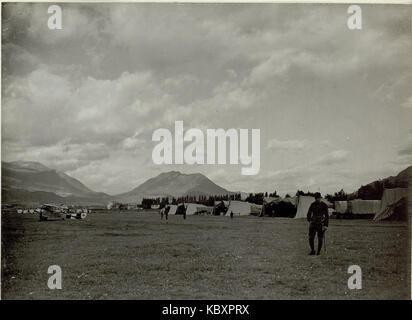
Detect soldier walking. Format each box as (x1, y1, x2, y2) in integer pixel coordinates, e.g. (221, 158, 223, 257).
(307, 193, 329, 255)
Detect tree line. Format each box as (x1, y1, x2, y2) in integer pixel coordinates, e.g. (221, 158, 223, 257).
(140, 178, 403, 209)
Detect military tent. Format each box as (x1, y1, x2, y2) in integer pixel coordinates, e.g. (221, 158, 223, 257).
(282, 196, 297, 206)
(348, 200, 381, 215)
(373, 188, 409, 221)
(294, 196, 315, 219)
(213, 200, 229, 215)
(263, 196, 297, 206)
(294, 196, 330, 219)
(184, 203, 213, 215)
(195, 206, 213, 215)
(379, 188, 408, 211)
(226, 201, 262, 216)
(214, 200, 230, 207)
(261, 198, 297, 217)
(334, 201, 348, 213)
(263, 197, 281, 204)
(167, 205, 178, 215)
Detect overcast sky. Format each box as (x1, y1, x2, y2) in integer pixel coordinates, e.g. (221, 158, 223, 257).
(2, 3, 412, 196)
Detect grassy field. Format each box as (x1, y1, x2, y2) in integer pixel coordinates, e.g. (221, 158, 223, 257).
(1, 210, 410, 299)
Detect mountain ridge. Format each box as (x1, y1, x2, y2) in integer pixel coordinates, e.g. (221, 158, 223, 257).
(1, 161, 410, 206)
(1, 162, 233, 205)
(115, 170, 232, 203)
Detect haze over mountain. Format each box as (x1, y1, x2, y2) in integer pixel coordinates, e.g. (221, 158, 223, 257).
(1, 161, 112, 205)
(116, 171, 232, 203)
(1, 162, 232, 205)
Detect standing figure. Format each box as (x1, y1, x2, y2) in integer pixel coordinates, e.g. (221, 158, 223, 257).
(165, 205, 170, 221)
(307, 193, 329, 255)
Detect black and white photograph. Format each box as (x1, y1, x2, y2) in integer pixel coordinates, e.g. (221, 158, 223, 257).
(1, 1, 411, 302)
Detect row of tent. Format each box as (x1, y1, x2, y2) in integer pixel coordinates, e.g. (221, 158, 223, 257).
(155, 187, 408, 221)
(257, 187, 409, 221)
(165, 203, 213, 216)
(334, 188, 409, 221)
(295, 188, 409, 221)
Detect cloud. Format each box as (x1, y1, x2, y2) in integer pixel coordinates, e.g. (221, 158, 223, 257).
(313, 150, 350, 166)
(1, 3, 411, 194)
(398, 146, 412, 156)
(402, 95, 412, 109)
(267, 138, 308, 150)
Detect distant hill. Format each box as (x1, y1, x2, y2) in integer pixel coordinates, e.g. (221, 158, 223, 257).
(1, 161, 112, 205)
(350, 166, 411, 200)
(383, 166, 412, 188)
(116, 171, 232, 203)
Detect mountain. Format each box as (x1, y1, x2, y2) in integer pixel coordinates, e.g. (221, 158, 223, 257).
(116, 171, 232, 203)
(1, 161, 112, 205)
(1, 162, 232, 205)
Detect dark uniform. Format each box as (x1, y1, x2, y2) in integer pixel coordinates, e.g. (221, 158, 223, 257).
(165, 206, 170, 220)
(307, 200, 329, 255)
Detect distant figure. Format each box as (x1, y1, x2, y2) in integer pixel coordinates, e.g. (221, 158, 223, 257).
(165, 206, 170, 221)
(183, 206, 187, 220)
(160, 208, 164, 220)
(230, 210, 233, 219)
(307, 192, 329, 255)
(260, 201, 266, 217)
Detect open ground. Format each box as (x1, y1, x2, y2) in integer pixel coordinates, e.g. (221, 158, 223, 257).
(1, 211, 410, 299)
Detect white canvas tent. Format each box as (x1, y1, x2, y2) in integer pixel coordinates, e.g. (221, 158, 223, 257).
(214, 200, 230, 207)
(167, 205, 178, 215)
(380, 188, 408, 210)
(184, 203, 213, 215)
(263, 196, 297, 206)
(263, 196, 281, 204)
(294, 196, 330, 219)
(195, 206, 213, 215)
(334, 201, 348, 213)
(282, 196, 297, 206)
(374, 188, 409, 221)
(226, 201, 262, 216)
(294, 196, 315, 219)
(349, 200, 381, 215)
